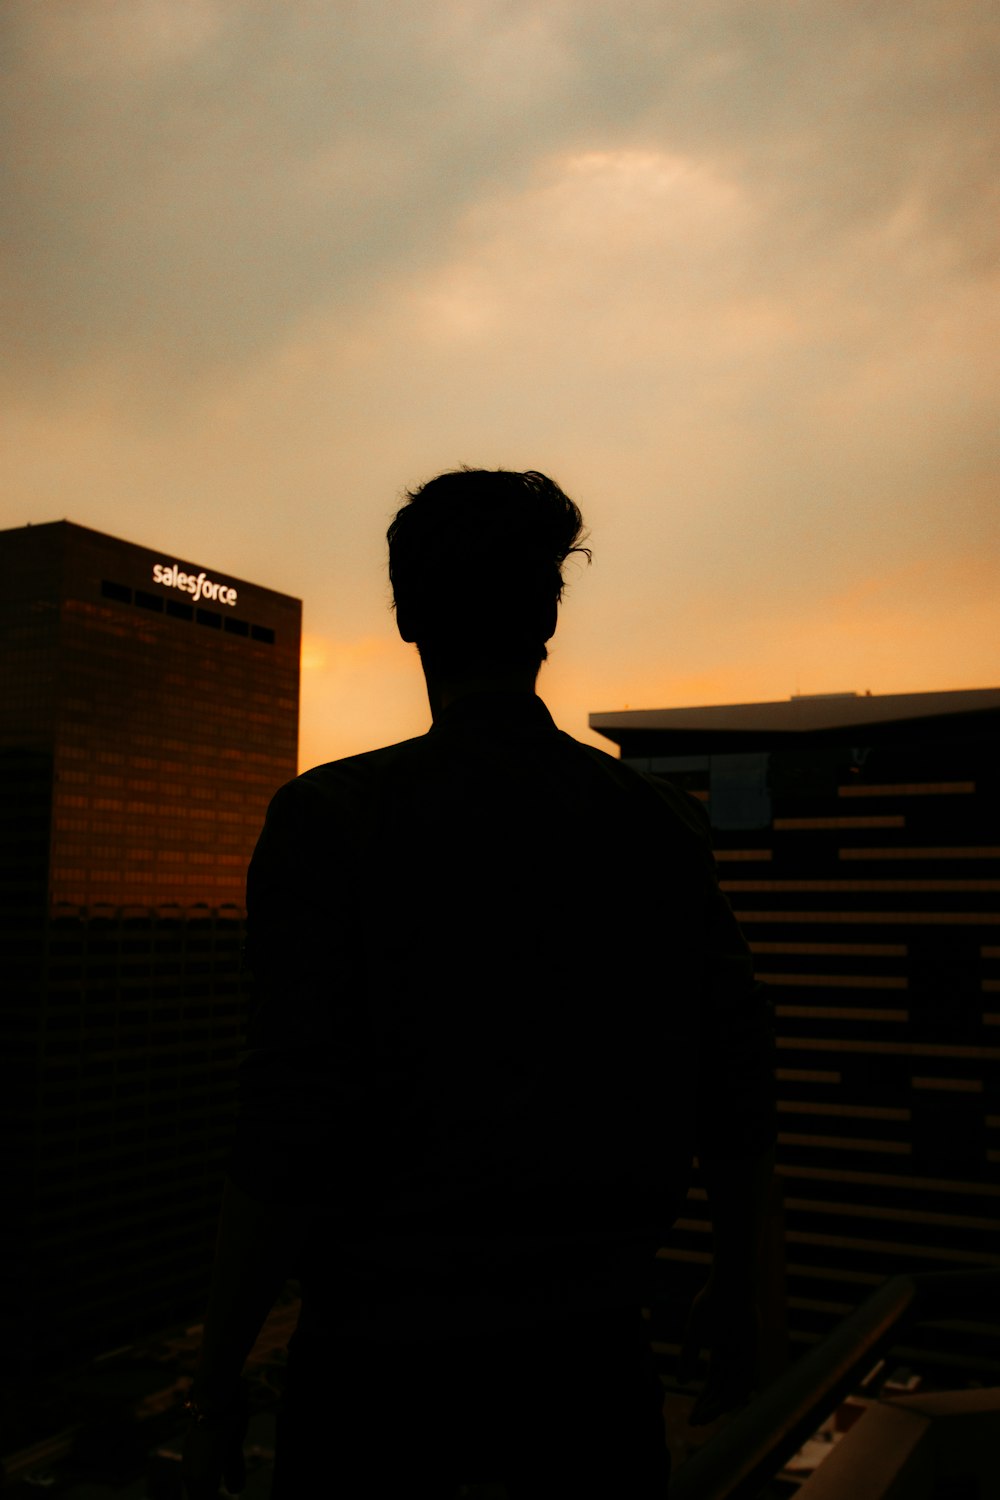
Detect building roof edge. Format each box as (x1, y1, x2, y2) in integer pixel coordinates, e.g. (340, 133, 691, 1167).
(589, 686, 1000, 737)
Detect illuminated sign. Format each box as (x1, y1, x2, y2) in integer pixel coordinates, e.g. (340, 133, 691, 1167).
(152, 563, 238, 607)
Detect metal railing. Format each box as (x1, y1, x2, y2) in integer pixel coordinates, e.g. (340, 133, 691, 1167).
(668, 1268, 1000, 1500)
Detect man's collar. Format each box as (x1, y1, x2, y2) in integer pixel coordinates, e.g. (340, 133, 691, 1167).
(430, 690, 556, 732)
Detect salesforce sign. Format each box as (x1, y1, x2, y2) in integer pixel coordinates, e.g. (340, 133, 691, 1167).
(152, 562, 238, 607)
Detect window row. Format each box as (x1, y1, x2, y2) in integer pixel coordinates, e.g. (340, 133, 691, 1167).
(101, 579, 277, 644)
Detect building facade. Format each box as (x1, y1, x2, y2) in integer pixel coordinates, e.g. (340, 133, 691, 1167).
(1, 521, 301, 1377)
(591, 688, 1000, 1386)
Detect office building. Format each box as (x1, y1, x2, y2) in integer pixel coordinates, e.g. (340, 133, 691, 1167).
(592, 688, 1000, 1384)
(0, 521, 301, 1377)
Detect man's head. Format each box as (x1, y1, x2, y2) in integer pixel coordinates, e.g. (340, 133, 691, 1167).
(387, 467, 590, 681)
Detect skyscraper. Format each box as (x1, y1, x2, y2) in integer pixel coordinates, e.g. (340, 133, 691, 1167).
(591, 688, 1000, 1386)
(1, 521, 301, 1377)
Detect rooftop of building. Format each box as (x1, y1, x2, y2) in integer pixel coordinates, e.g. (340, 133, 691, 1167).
(590, 685, 1000, 752)
(0, 517, 303, 611)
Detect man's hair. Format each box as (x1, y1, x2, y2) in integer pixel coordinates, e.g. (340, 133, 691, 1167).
(387, 467, 590, 677)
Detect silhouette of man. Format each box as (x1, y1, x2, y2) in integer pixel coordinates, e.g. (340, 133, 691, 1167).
(182, 468, 775, 1498)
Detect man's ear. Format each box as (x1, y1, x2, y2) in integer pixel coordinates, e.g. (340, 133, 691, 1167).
(541, 600, 558, 643)
(395, 604, 417, 643)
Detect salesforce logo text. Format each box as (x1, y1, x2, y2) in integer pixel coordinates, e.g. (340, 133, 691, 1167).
(152, 563, 238, 607)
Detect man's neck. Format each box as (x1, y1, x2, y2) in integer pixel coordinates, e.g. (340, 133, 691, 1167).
(423, 668, 540, 720)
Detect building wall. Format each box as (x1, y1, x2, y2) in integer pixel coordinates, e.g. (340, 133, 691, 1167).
(627, 715, 1000, 1386)
(0, 521, 300, 911)
(5, 909, 247, 1370)
(0, 521, 301, 1376)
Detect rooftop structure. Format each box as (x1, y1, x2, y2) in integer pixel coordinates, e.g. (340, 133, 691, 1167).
(591, 686, 1000, 1386)
(591, 686, 1000, 752)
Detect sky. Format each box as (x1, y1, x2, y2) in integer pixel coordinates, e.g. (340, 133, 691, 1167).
(3, 0, 998, 773)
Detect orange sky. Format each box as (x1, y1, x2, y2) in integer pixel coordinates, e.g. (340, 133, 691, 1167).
(3, 0, 998, 773)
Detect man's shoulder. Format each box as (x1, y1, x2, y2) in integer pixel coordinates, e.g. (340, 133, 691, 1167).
(264, 720, 711, 850)
(302, 732, 431, 783)
(251, 736, 435, 877)
(554, 731, 713, 840)
(273, 732, 432, 812)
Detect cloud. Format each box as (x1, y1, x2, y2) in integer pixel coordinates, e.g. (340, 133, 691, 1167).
(10, 0, 237, 77)
(1, 0, 586, 393)
(3, 0, 995, 396)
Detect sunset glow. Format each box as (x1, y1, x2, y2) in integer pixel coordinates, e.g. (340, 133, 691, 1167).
(3, 0, 997, 772)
